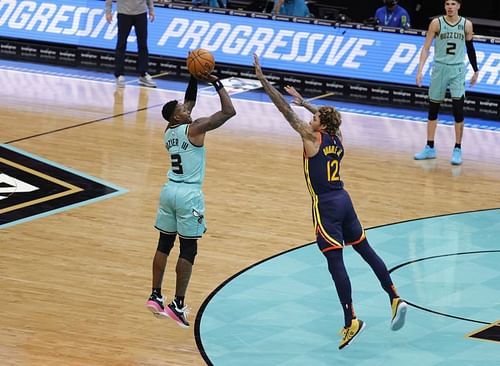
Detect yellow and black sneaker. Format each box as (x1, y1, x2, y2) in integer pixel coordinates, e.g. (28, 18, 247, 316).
(339, 318, 366, 350)
(390, 298, 408, 331)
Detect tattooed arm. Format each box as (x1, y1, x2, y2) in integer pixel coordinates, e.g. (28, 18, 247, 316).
(254, 53, 320, 157)
(253, 54, 315, 143)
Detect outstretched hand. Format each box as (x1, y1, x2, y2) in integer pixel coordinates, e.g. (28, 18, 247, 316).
(253, 53, 264, 80)
(284, 85, 305, 106)
(194, 70, 218, 83)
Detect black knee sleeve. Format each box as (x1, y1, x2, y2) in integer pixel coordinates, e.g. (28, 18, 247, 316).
(428, 101, 441, 121)
(452, 96, 465, 123)
(179, 238, 197, 264)
(157, 232, 175, 255)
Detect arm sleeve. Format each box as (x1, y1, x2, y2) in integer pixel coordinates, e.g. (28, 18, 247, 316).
(466, 40, 479, 72)
(185, 75, 198, 102)
(105, 0, 112, 14)
(147, 0, 154, 12)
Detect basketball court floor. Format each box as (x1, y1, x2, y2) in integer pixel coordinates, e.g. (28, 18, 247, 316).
(1, 59, 499, 366)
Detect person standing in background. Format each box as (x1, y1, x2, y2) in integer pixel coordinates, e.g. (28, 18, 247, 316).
(414, 0, 479, 165)
(105, 0, 157, 88)
(273, 0, 311, 17)
(192, 0, 227, 8)
(375, 0, 411, 29)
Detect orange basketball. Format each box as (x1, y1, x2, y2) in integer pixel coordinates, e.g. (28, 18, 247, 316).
(187, 48, 215, 76)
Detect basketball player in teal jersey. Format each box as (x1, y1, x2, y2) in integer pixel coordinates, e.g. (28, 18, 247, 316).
(415, 0, 479, 165)
(145, 70, 236, 328)
(254, 54, 407, 350)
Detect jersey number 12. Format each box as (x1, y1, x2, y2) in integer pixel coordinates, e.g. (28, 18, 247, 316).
(327, 160, 340, 182)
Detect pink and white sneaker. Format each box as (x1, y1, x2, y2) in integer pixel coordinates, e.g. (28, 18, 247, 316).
(145, 294, 169, 319)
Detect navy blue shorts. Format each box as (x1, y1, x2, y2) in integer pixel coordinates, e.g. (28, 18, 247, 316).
(313, 189, 365, 252)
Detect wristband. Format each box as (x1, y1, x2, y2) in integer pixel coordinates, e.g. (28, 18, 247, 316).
(212, 79, 224, 91)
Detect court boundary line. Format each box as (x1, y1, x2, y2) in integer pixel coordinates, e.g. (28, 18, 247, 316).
(4, 104, 164, 144)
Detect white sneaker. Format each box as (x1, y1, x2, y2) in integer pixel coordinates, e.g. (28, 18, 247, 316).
(116, 75, 125, 88)
(139, 73, 157, 88)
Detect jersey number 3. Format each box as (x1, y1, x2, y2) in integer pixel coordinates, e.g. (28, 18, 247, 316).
(171, 154, 184, 174)
(327, 160, 340, 182)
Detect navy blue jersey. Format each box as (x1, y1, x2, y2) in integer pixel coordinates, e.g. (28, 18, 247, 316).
(304, 132, 344, 196)
(303, 132, 364, 251)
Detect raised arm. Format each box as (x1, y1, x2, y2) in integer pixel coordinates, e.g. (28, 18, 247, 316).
(184, 75, 198, 113)
(254, 54, 317, 149)
(416, 18, 439, 87)
(188, 75, 236, 145)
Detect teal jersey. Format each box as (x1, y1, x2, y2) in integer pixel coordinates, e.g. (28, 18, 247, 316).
(434, 16, 466, 65)
(164, 125, 205, 185)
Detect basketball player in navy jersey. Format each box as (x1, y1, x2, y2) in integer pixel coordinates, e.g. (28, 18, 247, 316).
(254, 53, 407, 349)
(145, 70, 236, 328)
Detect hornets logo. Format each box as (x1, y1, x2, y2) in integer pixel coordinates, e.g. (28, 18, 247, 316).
(0, 145, 125, 228)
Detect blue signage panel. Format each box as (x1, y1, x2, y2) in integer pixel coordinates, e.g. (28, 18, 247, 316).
(1, 0, 499, 95)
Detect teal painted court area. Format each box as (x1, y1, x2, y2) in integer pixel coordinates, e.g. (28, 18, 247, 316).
(196, 210, 500, 366)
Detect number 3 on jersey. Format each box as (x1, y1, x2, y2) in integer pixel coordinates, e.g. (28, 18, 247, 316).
(327, 160, 340, 182)
(171, 154, 184, 174)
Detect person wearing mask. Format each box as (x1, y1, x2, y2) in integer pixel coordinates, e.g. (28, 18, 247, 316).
(375, 0, 411, 29)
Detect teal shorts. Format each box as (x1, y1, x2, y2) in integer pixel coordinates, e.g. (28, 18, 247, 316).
(428, 62, 465, 102)
(155, 182, 206, 239)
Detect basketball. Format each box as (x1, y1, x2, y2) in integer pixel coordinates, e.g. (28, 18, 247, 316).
(187, 48, 215, 76)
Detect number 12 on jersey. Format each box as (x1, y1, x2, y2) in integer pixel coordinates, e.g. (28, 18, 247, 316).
(327, 160, 340, 182)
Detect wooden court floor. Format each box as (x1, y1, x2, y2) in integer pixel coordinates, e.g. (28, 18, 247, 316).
(1, 69, 500, 365)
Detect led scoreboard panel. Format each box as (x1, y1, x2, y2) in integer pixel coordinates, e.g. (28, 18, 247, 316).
(1, 0, 499, 96)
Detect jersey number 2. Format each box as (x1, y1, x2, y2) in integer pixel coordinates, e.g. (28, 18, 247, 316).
(171, 154, 184, 174)
(446, 42, 457, 55)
